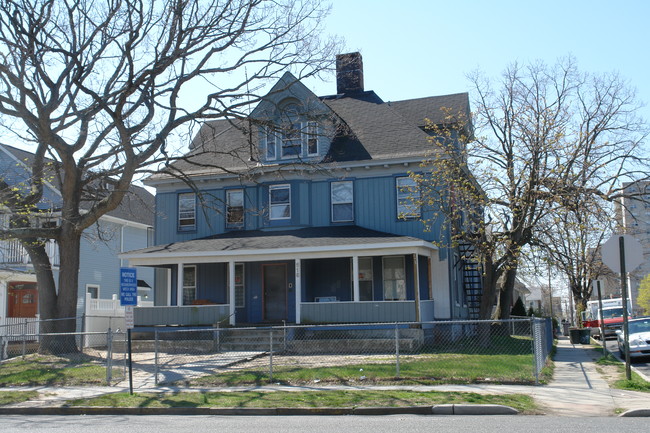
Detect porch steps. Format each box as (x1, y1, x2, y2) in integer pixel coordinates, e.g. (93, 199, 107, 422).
(459, 243, 482, 320)
(217, 328, 286, 352)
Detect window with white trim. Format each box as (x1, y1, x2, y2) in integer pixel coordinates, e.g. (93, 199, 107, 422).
(226, 189, 244, 228)
(86, 284, 100, 299)
(396, 177, 421, 219)
(269, 184, 291, 220)
(383, 256, 406, 301)
(182, 265, 197, 305)
(358, 257, 373, 301)
(307, 121, 319, 156)
(235, 263, 245, 308)
(281, 121, 302, 158)
(178, 193, 196, 230)
(265, 128, 276, 160)
(331, 181, 354, 222)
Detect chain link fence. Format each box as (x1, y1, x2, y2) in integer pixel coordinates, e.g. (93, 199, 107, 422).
(139, 318, 552, 387)
(0, 317, 127, 386)
(1, 317, 553, 387)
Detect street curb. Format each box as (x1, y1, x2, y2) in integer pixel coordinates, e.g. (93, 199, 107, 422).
(432, 404, 519, 415)
(0, 404, 518, 416)
(619, 409, 650, 417)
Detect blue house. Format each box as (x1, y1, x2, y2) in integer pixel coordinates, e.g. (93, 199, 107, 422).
(0, 144, 155, 327)
(123, 53, 479, 326)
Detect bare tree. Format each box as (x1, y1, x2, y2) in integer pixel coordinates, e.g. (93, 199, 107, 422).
(0, 0, 339, 352)
(536, 194, 613, 317)
(415, 58, 648, 320)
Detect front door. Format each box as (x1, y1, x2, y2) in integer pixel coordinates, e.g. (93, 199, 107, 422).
(7, 282, 38, 318)
(263, 264, 287, 321)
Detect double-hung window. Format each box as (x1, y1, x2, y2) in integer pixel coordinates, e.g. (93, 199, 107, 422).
(265, 129, 276, 160)
(178, 192, 196, 230)
(182, 265, 197, 306)
(226, 189, 244, 228)
(307, 121, 319, 156)
(396, 177, 421, 219)
(383, 256, 406, 301)
(269, 184, 291, 220)
(281, 121, 302, 158)
(331, 181, 354, 222)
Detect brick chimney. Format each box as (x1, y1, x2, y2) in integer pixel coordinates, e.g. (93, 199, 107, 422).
(336, 52, 364, 95)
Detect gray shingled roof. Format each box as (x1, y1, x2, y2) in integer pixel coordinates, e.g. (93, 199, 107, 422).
(387, 93, 471, 128)
(156, 90, 469, 177)
(1, 144, 154, 226)
(125, 225, 429, 256)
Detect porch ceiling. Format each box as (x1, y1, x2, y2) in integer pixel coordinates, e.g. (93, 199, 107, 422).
(120, 225, 437, 266)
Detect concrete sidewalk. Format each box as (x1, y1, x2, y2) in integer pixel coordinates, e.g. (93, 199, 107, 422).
(2, 336, 650, 416)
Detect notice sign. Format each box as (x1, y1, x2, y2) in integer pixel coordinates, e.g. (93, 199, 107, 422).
(120, 267, 138, 306)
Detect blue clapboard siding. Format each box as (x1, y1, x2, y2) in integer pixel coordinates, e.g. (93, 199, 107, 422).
(301, 301, 417, 323)
(154, 172, 447, 244)
(134, 305, 230, 326)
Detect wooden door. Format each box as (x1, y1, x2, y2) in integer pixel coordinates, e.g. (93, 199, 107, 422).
(263, 264, 287, 321)
(7, 282, 38, 318)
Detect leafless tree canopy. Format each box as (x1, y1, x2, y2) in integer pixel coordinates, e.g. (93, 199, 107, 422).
(416, 58, 649, 319)
(0, 0, 340, 341)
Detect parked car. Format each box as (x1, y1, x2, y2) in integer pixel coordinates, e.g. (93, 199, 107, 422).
(616, 317, 650, 359)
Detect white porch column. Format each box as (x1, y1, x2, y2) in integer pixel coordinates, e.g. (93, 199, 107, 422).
(166, 268, 172, 306)
(413, 254, 421, 322)
(352, 255, 360, 302)
(228, 261, 236, 326)
(295, 259, 301, 324)
(176, 263, 184, 306)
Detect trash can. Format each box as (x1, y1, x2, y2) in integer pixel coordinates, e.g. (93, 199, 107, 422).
(569, 328, 591, 344)
(562, 322, 570, 336)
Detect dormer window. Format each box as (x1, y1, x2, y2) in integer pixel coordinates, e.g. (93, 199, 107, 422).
(307, 121, 319, 156)
(281, 121, 302, 158)
(265, 130, 276, 160)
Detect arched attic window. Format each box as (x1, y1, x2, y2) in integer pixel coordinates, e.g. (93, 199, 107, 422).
(261, 100, 320, 161)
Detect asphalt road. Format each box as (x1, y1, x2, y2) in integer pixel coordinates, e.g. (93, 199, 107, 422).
(2, 415, 650, 433)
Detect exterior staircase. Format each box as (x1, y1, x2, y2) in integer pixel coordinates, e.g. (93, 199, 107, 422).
(459, 243, 482, 319)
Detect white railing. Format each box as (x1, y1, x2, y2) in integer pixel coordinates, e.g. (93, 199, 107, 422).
(86, 293, 154, 315)
(0, 316, 40, 338)
(0, 239, 60, 267)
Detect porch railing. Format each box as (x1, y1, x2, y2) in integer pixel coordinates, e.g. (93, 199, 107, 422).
(0, 238, 60, 267)
(301, 300, 421, 323)
(133, 304, 231, 327)
(0, 316, 40, 338)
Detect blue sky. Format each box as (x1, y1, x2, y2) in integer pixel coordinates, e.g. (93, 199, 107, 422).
(306, 0, 650, 122)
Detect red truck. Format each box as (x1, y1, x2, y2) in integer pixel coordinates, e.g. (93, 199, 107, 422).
(581, 298, 632, 339)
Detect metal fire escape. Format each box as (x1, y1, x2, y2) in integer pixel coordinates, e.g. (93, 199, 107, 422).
(458, 243, 482, 319)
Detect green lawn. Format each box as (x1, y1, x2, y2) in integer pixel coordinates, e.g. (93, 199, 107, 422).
(0, 391, 39, 406)
(188, 353, 537, 387)
(67, 390, 537, 412)
(0, 355, 116, 387)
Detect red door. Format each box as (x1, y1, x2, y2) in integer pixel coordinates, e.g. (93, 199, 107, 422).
(7, 282, 38, 318)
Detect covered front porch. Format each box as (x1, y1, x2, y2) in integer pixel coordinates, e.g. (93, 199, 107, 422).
(121, 226, 446, 326)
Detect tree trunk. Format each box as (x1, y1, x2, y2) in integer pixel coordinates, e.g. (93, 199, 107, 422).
(498, 267, 518, 320)
(22, 228, 82, 354)
(22, 240, 62, 353)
